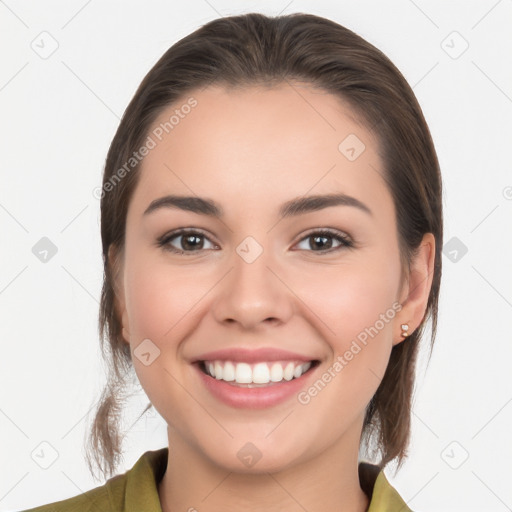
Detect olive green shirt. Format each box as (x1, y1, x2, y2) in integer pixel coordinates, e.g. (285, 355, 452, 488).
(20, 448, 412, 511)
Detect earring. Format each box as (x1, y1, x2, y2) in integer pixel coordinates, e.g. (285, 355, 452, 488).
(400, 323, 410, 338)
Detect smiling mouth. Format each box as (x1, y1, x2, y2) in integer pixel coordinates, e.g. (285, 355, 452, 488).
(197, 359, 320, 387)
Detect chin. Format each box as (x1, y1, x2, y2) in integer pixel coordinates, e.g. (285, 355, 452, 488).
(199, 436, 310, 475)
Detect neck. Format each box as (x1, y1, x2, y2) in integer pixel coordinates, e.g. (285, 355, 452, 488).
(158, 423, 370, 512)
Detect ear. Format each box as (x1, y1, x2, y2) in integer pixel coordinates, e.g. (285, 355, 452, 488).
(108, 244, 131, 344)
(394, 233, 436, 346)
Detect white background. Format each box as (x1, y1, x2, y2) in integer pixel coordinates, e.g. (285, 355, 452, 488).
(1, 1, 512, 511)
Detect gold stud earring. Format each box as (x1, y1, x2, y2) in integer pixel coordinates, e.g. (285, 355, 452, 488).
(401, 324, 410, 338)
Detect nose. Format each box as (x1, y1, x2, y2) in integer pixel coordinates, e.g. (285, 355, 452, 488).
(211, 245, 294, 331)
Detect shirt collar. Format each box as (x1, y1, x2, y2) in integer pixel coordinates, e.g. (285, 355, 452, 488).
(115, 448, 411, 512)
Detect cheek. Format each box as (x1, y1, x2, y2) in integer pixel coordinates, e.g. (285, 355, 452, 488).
(291, 252, 402, 352)
(292, 259, 401, 430)
(124, 253, 207, 343)
(122, 252, 207, 421)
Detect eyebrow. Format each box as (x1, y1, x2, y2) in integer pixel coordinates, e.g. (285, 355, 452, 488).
(143, 193, 372, 218)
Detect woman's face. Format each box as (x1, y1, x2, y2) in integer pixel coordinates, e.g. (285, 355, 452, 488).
(116, 83, 418, 472)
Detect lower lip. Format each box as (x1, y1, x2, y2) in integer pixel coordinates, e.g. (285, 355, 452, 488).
(195, 363, 318, 409)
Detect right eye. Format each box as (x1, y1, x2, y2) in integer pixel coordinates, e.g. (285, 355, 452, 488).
(157, 229, 219, 255)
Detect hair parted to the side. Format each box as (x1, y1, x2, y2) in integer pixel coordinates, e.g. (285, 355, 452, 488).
(85, 12, 443, 481)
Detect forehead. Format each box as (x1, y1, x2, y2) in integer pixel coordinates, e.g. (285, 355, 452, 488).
(130, 82, 391, 221)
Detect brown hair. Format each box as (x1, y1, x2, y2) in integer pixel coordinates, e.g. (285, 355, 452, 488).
(85, 12, 443, 481)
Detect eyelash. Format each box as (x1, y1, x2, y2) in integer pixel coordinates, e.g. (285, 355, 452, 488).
(156, 228, 354, 255)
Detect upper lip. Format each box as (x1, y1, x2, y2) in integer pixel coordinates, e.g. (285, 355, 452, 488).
(192, 347, 319, 364)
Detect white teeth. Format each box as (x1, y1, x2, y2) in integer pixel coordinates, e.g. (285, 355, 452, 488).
(235, 363, 252, 384)
(214, 361, 223, 380)
(270, 363, 283, 382)
(222, 361, 235, 381)
(296, 361, 311, 377)
(252, 363, 270, 384)
(284, 362, 295, 381)
(204, 360, 313, 384)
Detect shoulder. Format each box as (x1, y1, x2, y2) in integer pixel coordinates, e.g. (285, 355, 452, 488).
(18, 472, 129, 512)
(18, 448, 168, 512)
(359, 462, 413, 512)
(17, 478, 119, 512)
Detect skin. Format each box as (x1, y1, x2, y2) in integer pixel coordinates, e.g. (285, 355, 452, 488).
(112, 82, 435, 512)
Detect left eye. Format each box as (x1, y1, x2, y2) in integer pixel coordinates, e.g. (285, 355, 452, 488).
(294, 230, 353, 252)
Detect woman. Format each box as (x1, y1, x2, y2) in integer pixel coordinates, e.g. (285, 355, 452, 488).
(22, 11, 442, 512)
